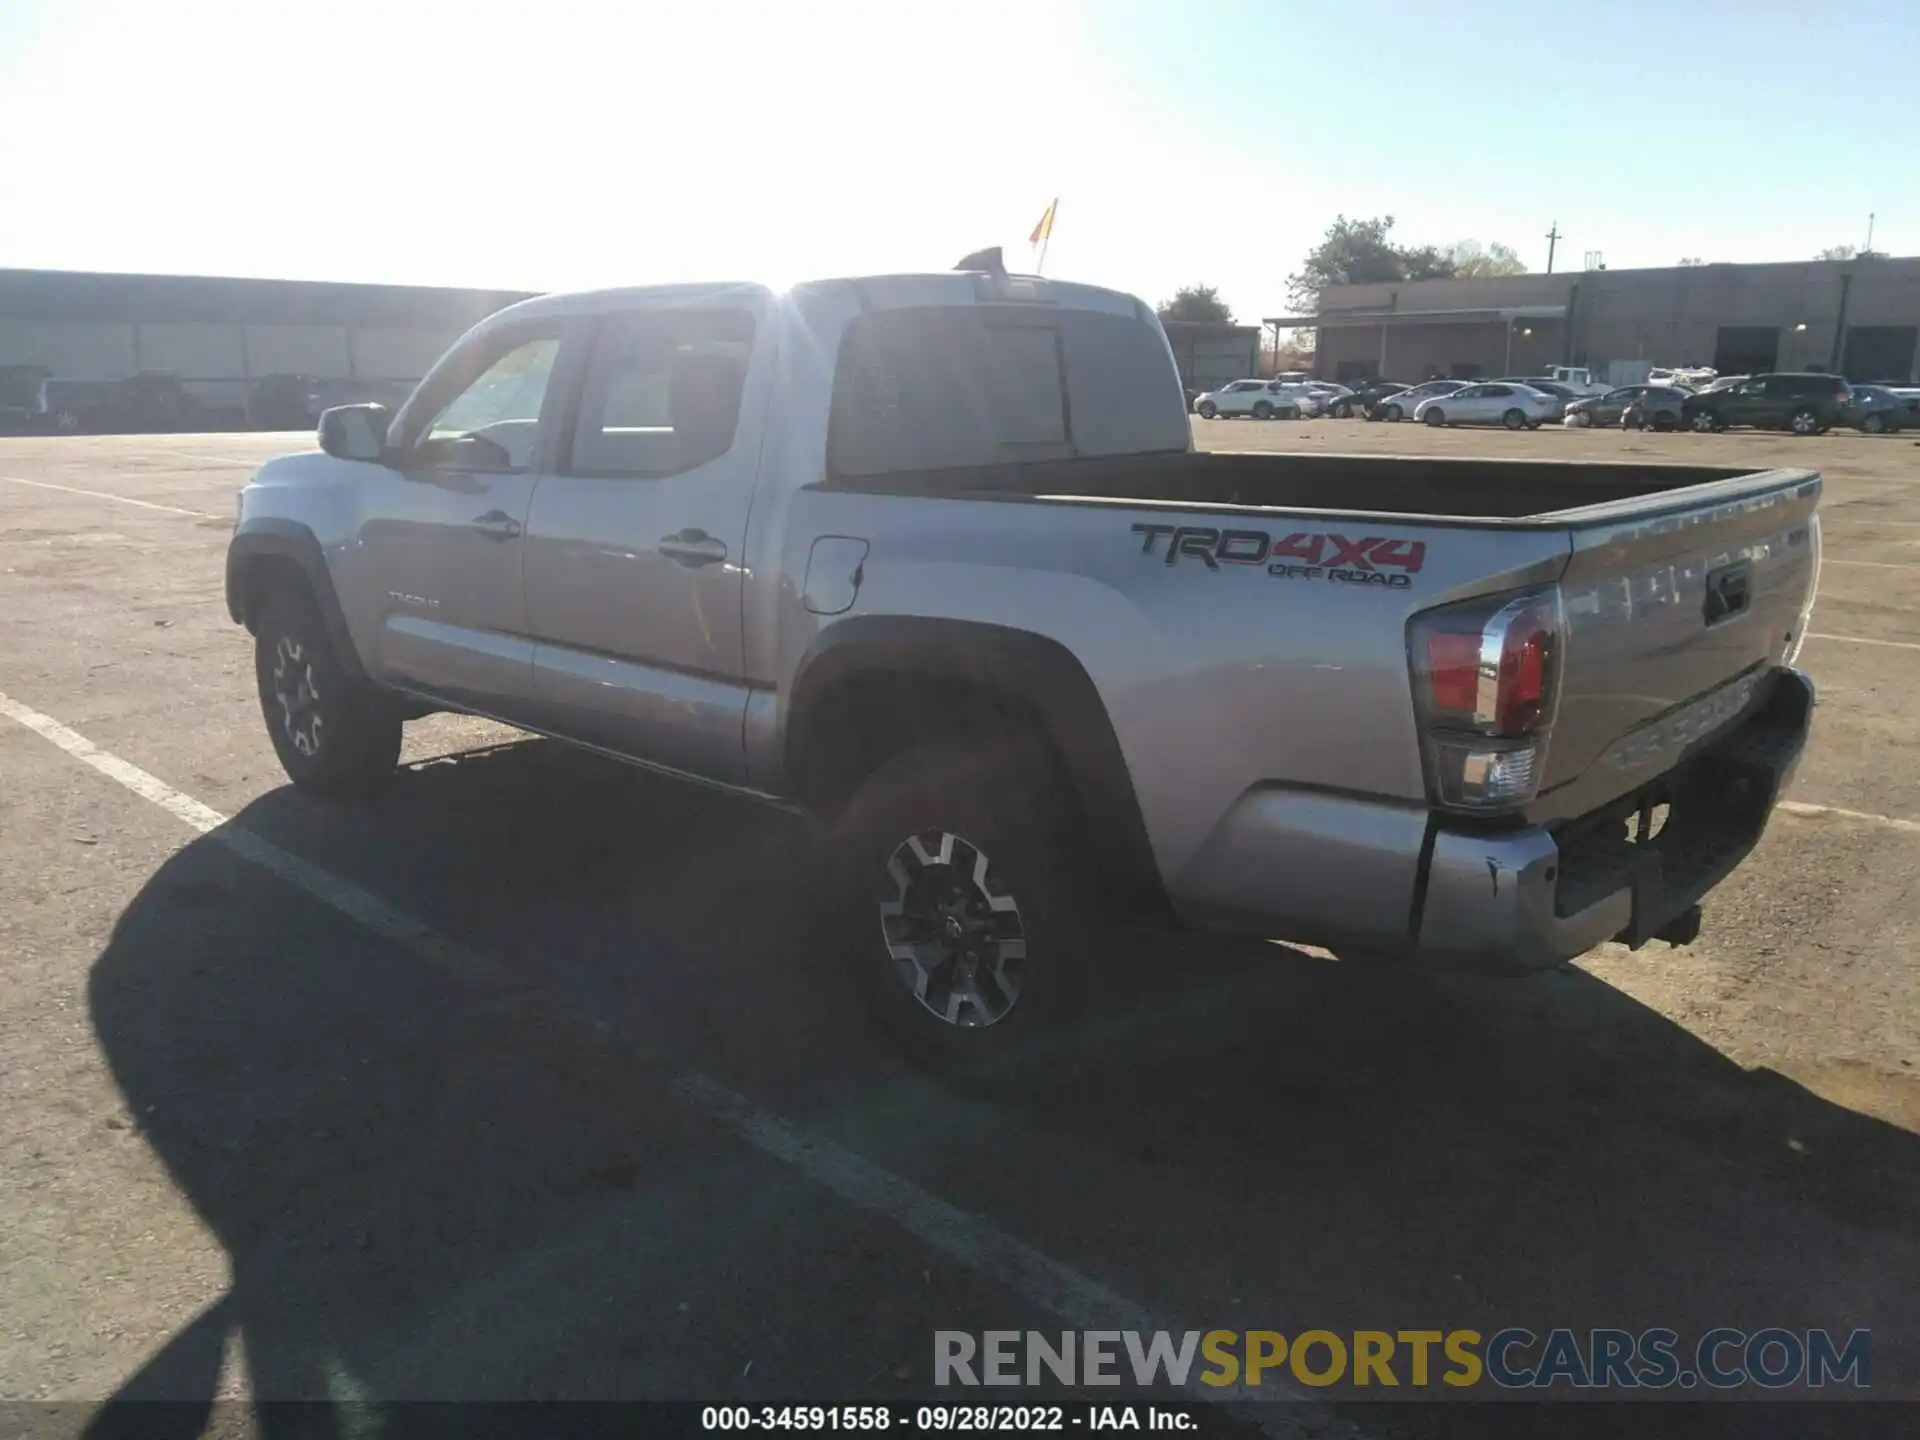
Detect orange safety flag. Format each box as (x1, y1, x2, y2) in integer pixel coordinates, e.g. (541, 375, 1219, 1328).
(1029, 199, 1058, 246)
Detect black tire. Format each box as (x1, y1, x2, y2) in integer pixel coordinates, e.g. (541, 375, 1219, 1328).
(252, 587, 401, 797)
(1789, 407, 1820, 436)
(1652, 411, 1678, 432)
(1861, 413, 1886, 434)
(822, 736, 1096, 1075)
(1502, 408, 1525, 430)
(1383, 404, 1403, 423)
(1688, 410, 1717, 433)
(1331, 401, 1352, 419)
(1252, 400, 1274, 420)
(1423, 407, 1446, 427)
(1196, 401, 1217, 419)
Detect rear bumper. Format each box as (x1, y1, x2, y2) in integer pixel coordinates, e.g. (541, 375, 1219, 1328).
(1419, 667, 1812, 971)
(1172, 668, 1815, 974)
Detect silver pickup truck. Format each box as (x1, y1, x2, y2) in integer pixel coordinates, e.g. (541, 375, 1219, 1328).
(227, 252, 1821, 1064)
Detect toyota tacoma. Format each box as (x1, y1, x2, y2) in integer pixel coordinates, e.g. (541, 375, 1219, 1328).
(227, 250, 1822, 1063)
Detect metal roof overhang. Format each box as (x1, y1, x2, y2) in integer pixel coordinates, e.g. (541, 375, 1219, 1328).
(1265, 305, 1568, 328)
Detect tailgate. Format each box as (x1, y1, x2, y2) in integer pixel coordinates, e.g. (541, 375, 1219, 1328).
(1540, 468, 1821, 810)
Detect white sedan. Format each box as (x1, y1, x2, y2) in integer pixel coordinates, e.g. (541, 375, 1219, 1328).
(1193, 379, 1312, 420)
(1413, 381, 1559, 430)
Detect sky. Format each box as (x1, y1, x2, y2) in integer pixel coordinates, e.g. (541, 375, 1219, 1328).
(0, 0, 1914, 322)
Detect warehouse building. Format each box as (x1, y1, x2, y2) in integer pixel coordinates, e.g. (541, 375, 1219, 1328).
(0, 269, 533, 425)
(1159, 320, 1263, 393)
(1273, 255, 1920, 386)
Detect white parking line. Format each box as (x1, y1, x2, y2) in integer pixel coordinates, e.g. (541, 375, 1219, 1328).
(0, 474, 220, 520)
(1807, 632, 1920, 652)
(1778, 800, 1920, 836)
(0, 687, 1335, 1435)
(152, 450, 269, 467)
(1822, 558, 1920, 571)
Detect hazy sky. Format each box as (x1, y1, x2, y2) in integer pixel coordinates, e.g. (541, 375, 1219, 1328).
(1, 0, 1912, 320)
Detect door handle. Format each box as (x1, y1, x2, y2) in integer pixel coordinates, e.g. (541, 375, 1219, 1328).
(658, 529, 728, 567)
(472, 510, 522, 540)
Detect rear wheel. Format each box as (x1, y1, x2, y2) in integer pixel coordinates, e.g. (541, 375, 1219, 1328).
(1789, 407, 1820, 436)
(1423, 407, 1446, 427)
(1652, 411, 1678, 432)
(1383, 404, 1403, 423)
(1331, 400, 1352, 419)
(252, 587, 401, 797)
(1502, 408, 1525, 430)
(1567, 409, 1591, 428)
(1196, 400, 1217, 419)
(1861, 412, 1887, 434)
(1252, 400, 1274, 420)
(1688, 410, 1717, 433)
(823, 737, 1096, 1074)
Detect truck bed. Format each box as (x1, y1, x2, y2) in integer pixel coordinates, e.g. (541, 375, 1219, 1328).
(824, 449, 1777, 523)
(813, 445, 1821, 835)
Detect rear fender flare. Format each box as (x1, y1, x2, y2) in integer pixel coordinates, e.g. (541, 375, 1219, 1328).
(787, 616, 1167, 914)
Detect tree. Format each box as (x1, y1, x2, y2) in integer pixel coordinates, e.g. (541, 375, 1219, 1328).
(1285, 215, 1427, 314)
(1678, 257, 1706, 266)
(1815, 244, 1885, 262)
(1443, 239, 1528, 278)
(1156, 285, 1234, 324)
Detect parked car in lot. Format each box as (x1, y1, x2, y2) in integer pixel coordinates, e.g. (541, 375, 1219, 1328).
(1537, 365, 1610, 399)
(1327, 379, 1414, 419)
(1649, 366, 1717, 391)
(225, 256, 1822, 1063)
(1566, 385, 1689, 431)
(1682, 373, 1853, 435)
(1620, 387, 1692, 431)
(1500, 379, 1576, 420)
(1415, 381, 1559, 429)
(1693, 373, 1748, 396)
(36, 375, 198, 433)
(1193, 378, 1310, 420)
(1375, 379, 1467, 422)
(1846, 385, 1910, 434)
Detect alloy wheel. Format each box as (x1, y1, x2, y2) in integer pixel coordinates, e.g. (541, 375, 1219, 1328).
(877, 830, 1027, 1028)
(271, 634, 324, 758)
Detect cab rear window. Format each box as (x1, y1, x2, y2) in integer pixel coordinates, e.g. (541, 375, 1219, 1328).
(828, 305, 1189, 476)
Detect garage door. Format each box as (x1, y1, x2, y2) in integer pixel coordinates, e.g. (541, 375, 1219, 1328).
(1842, 326, 1918, 383)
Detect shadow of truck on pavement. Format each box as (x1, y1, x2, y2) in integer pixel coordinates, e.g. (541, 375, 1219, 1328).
(81, 741, 1919, 1437)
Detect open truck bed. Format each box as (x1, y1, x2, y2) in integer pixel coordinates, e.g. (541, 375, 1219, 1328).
(824, 449, 1796, 523)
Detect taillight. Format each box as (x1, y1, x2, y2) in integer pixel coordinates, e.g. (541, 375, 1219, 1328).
(1407, 588, 1565, 812)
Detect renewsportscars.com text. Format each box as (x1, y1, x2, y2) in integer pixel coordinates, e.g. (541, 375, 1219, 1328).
(934, 1328, 1871, 1391)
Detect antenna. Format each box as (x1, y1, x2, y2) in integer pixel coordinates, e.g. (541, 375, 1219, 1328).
(954, 247, 1008, 276)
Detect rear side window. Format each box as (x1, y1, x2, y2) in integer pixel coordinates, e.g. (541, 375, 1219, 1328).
(570, 310, 755, 476)
(828, 305, 1188, 476)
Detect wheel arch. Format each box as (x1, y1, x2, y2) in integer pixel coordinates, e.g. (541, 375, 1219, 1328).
(226, 519, 367, 683)
(786, 616, 1170, 920)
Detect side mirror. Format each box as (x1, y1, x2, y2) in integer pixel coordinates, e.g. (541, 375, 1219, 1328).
(317, 403, 392, 462)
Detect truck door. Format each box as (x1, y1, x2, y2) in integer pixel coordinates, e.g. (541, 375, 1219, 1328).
(359, 326, 565, 709)
(519, 303, 766, 784)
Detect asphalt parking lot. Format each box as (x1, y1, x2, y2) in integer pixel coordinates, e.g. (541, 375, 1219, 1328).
(1, 424, 1917, 1436)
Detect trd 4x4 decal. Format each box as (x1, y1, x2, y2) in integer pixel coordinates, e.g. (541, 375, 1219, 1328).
(1131, 523, 1427, 589)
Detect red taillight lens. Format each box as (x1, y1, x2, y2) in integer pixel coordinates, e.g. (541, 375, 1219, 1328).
(1500, 628, 1549, 733)
(1408, 589, 1565, 811)
(1425, 631, 1481, 715)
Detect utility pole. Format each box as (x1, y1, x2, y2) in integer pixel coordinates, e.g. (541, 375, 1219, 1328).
(1865, 212, 1876, 253)
(1544, 221, 1561, 275)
